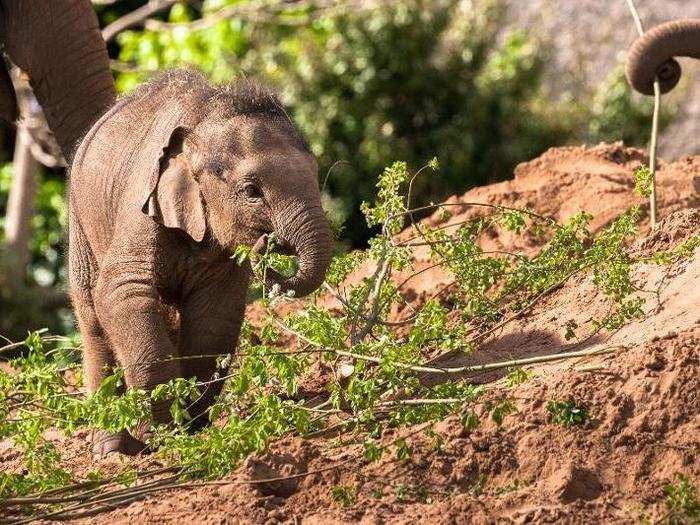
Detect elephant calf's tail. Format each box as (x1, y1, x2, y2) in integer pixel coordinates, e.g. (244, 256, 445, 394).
(625, 18, 700, 96)
(0, 63, 18, 123)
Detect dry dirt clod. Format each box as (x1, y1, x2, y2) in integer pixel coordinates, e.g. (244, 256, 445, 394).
(541, 461, 604, 503)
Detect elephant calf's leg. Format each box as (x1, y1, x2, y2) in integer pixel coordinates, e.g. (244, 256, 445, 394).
(94, 259, 182, 443)
(72, 290, 146, 456)
(69, 216, 142, 455)
(178, 275, 245, 431)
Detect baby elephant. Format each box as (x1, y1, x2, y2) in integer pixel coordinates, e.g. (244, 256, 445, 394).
(69, 70, 331, 455)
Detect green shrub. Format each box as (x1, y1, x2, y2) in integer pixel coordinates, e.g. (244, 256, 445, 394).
(546, 399, 590, 427)
(331, 484, 356, 507)
(664, 475, 700, 525)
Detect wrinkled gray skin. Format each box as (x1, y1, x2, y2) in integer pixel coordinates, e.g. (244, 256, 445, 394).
(0, 0, 116, 157)
(69, 70, 331, 455)
(625, 18, 700, 96)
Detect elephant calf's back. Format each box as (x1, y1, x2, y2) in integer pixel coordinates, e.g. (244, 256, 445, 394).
(69, 98, 151, 261)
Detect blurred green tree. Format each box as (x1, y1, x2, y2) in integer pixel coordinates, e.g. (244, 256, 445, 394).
(113, 0, 672, 245)
(587, 66, 675, 145)
(1, 163, 70, 339)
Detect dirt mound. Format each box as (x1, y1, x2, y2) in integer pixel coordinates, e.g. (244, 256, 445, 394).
(422, 142, 698, 241)
(2, 144, 698, 524)
(331, 143, 699, 327)
(268, 331, 697, 525)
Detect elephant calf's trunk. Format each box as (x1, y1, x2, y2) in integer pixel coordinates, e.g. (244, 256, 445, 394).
(273, 207, 332, 298)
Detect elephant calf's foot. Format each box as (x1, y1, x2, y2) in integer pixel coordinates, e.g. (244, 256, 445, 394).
(91, 429, 148, 457)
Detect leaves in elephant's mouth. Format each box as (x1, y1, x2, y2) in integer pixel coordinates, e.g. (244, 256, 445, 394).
(232, 241, 298, 278)
(231, 244, 253, 266)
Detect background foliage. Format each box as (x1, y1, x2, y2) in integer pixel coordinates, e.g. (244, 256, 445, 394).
(0, 0, 675, 337)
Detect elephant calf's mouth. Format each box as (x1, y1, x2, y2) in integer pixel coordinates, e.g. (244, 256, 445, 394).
(252, 232, 296, 256)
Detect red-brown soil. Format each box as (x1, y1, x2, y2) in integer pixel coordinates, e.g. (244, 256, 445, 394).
(1, 143, 698, 524)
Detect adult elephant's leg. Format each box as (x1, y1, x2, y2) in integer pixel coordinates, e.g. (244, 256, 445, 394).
(178, 266, 248, 431)
(1, 0, 116, 157)
(93, 239, 181, 443)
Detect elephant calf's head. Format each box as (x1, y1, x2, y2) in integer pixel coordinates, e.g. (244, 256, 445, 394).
(141, 71, 331, 297)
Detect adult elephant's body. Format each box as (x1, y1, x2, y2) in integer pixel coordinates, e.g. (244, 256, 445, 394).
(625, 18, 700, 96)
(0, 0, 116, 156)
(69, 70, 331, 455)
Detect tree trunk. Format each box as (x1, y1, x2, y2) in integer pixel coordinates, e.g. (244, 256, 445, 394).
(1, 70, 41, 290)
(3, 122, 38, 287)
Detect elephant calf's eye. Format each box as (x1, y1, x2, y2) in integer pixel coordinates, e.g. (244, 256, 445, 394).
(208, 159, 227, 178)
(243, 182, 263, 200)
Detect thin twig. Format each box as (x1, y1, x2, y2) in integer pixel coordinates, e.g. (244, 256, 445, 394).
(468, 264, 593, 347)
(40, 494, 149, 521)
(624, 0, 644, 35)
(144, 0, 392, 32)
(324, 281, 352, 309)
(574, 364, 611, 374)
(145, 0, 291, 31)
(648, 81, 660, 229)
(351, 256, 391, 344)
(4, 476, 181, 524)
(5, 460, 354, 523)
(3, 467, 176, 506)
(348, 230, 392, 344)
(624, 0, 661, 229)
(321, 159, 349, 194)
(0, 341, 26, 354)
(389, 202, 559, 230)
(376, 397, 465, 407)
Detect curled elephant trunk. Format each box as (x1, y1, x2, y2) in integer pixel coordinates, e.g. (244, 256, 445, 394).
(625, 18, 700, 96)
(268, 204, 332, 298)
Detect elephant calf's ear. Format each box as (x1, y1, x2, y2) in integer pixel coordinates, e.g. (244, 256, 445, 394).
(143, 127, 206, 242)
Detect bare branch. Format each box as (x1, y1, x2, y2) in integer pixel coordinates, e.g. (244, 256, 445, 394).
(144, 0, 300, 32)
(5, 461, 353, 523)
(143, 0, 393, 32)
(276, 319, 621, 376)
(102, 0, 180, 43)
